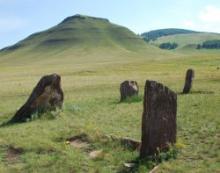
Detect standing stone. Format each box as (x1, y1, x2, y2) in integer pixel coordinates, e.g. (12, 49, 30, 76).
(9, 74, 64, 123)
(140, 80, 177, 158)
(182, 69, 194, 94)
(120, 80, 139, 101)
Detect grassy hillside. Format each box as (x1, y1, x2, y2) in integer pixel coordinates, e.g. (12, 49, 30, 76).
(0, 14, 165, 67)
(151, 32, 220, 50)
(141, 28, 197, 42)
(0, 14, 153, 59)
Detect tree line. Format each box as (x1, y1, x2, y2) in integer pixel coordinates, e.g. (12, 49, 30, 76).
(159, 42, 178, 50)
(197, 40, 220, 49)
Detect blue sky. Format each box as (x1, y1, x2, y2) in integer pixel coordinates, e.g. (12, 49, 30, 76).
(0, 0, 220, 48)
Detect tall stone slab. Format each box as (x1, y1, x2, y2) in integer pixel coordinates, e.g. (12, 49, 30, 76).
(183, 69, 194, 94)
(140, 80, 177, 158)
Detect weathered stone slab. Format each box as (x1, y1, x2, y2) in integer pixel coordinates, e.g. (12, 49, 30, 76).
(120, 80, 139, 101)
(140, 80, 177, 158)
(183, 69, 194, 94)
(9, 74, 64, 123)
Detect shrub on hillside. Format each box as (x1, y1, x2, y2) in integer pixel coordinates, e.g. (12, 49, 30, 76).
(159, 42, 178, 50)
(197, 40, 220, 49)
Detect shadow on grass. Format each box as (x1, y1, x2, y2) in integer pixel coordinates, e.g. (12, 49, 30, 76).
(177, 90, 214, 95)
(0, 110, 61, 128)
(116, 95, 143, 104)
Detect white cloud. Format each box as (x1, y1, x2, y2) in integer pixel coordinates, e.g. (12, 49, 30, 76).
(183, 20, 195, 28)
(182, 5, 220, 33)
(199, 5, 220, 23)
(0, 17, 27, 32)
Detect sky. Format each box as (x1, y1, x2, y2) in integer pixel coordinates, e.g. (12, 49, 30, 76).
(0, 0, 220, 48)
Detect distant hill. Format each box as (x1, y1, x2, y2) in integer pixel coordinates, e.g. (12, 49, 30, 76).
(141, 28, 198, 42)
(151, 32, 220, 50)
(0, 14, 150, 55)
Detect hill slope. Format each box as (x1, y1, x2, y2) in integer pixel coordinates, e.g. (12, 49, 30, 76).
(0, 14, 150, 55)
(0, 14, 168, 66)
(141, 28, 198, 42)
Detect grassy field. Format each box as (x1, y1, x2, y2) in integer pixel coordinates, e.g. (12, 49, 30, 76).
(0, 45, 219, 173)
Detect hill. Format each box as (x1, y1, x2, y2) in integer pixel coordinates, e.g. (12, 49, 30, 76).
(0, 14, 168, 67)
(151, 32, 220, 50)
(0, 14, 152, 56)
(141, 28, 198, 42)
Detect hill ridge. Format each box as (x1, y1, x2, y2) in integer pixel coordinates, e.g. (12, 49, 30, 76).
(60, 14, 110, 24)
(141, 28, 199, 42)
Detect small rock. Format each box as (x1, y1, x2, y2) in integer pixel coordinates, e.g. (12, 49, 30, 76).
(89, 150, 104, 159)
(69, 139, 89, 149)
(123, 162, 136, 168)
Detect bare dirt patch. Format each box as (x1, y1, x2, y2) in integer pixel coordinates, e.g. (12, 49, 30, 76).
(5, 146, 24, 163)
(66, 133, 90, 149)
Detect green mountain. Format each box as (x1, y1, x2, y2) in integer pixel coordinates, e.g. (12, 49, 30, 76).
(0, 14, 150, 55)
(141, 28, 198, 42)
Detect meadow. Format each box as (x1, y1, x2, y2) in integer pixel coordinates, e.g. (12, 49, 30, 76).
(0, 47, 219, 173)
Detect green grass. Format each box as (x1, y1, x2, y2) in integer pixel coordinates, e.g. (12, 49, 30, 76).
(0, 47, 219, 172)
